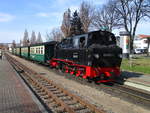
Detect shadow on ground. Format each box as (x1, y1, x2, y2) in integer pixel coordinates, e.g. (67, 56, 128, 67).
(116, 71, 144, 85)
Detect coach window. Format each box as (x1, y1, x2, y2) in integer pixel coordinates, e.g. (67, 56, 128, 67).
(36, 48, 38, 54)
(31, 48, 33, 54)
(39, 47, 40, 54)
(38, 47, 39, 54)
(34, 48, 35, 54)
(37, 48, 38, 54)
(41, 47, 43, 54)
(33, 48, 34, 54)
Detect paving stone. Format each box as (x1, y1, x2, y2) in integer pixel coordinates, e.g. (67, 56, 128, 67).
(0, 58, 42, 113)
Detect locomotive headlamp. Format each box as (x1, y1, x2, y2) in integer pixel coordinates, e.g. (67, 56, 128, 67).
(94, 54, 99, 59)
(118, 54, 122, 58)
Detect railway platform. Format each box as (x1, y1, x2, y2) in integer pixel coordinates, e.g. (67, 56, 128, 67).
(120, 71, 150, 92)
(0, 57, 45, 113)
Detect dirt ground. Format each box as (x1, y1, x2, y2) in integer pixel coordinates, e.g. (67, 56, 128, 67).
(10, 54, 150, 113)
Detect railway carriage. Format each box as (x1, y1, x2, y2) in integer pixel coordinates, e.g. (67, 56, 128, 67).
(29, 42, 56, 63)
(15, 47, 21, 56)
(21, 46, 29, 59)
(11, 48, 15, 55)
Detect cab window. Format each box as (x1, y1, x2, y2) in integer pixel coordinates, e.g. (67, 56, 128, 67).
(73, 38, 79, 48)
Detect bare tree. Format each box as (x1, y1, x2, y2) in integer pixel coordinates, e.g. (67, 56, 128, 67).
(37, 32, 43, 43)
(92, 0, 121, 32)
(23, 29, 29, 46)
(30, 31, 36, 45)
(12, 40, 16, 48)
(115, 0, 150, 51)
(46, 28, 64, 42)
(79, 1, 95, 32)
(61, 9, 71, 37)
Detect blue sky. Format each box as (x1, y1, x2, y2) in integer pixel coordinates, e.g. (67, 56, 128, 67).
(0, 0, 150, 43)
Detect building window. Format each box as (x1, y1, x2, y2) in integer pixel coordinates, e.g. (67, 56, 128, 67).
(144, 40, 148, 44)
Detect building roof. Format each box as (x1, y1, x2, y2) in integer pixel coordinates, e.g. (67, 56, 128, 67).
(138, 34, 150, 38)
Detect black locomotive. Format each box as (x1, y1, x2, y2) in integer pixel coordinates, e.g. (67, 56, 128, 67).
(50, 30, 122, 83)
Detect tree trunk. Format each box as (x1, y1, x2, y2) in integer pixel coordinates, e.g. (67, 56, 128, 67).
(130, 38, 134, 53)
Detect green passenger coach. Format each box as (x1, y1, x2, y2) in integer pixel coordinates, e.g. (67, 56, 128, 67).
(21, 47, 29, 58)
(16, 47, 21, 56)
(30, 45, 45, 62)
(29, 42, 56, 63)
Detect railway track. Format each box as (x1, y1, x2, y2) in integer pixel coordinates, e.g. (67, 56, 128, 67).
(5, 53, 104, 113)
(110, 83, 150, 108)
(50, 66, 150, 109)
(20, 55, 150, 110)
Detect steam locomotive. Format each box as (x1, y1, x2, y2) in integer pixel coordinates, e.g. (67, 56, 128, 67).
(50, 30, 122, 83)
(13, 30, 122, 83)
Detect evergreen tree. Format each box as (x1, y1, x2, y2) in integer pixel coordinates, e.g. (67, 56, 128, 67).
(30, 31, 36, 44)
(23, 29, 29, 46)
(37, 32, 43, 43)
(70, 10, 84, 36)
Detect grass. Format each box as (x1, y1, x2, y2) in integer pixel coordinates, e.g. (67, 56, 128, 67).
(121, 57, 150, 74)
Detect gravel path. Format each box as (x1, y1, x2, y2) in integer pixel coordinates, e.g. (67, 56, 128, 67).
(11, 54, 150, 113)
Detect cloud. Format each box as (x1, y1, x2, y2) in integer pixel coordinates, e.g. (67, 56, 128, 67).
(36, 12, 49, 17)
(0, 13, 15, 22)
(36, 12, 63, 19)
(57, 0, 70, 4)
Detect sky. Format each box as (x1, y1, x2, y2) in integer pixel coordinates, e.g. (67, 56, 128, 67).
(0, 0, 150, 43)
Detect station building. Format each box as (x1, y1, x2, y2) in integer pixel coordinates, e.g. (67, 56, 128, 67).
(133, 34, 150, 53)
